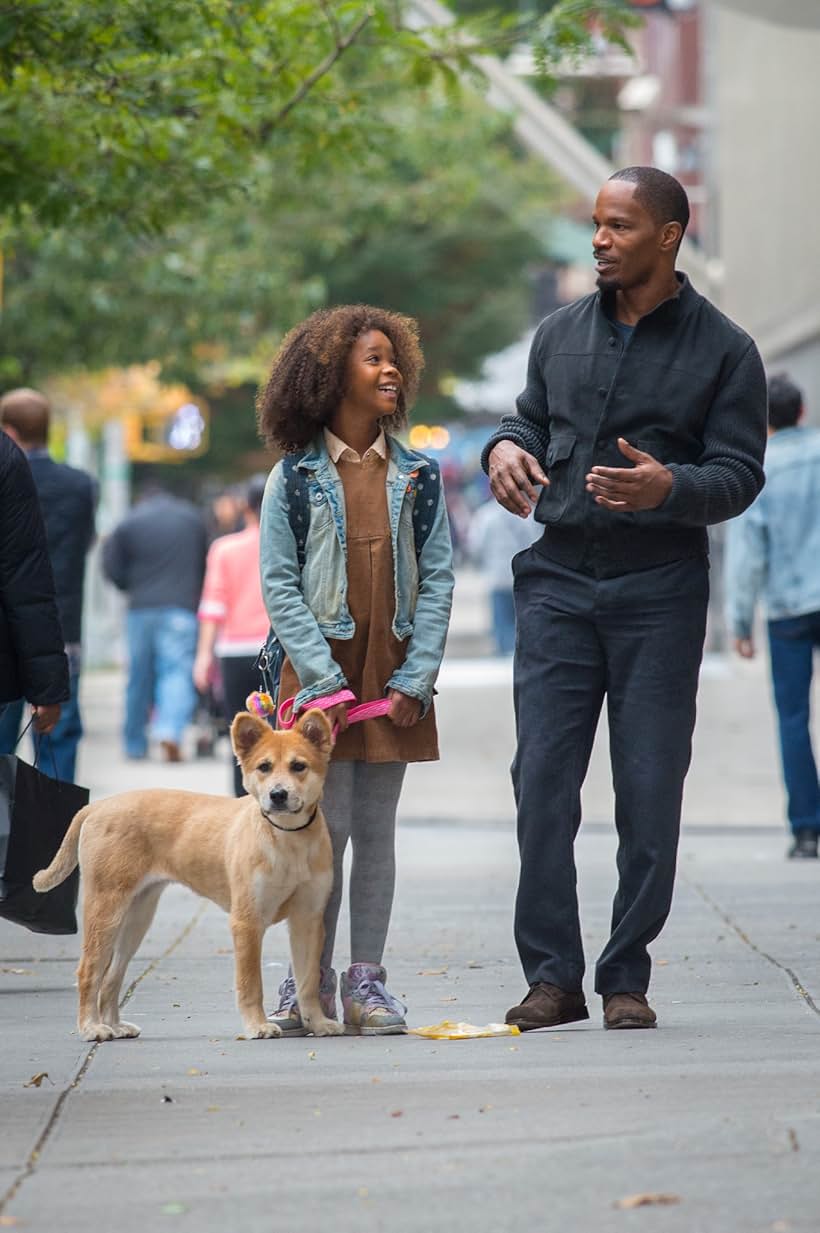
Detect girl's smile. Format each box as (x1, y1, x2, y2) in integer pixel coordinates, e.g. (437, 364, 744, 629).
(344, 330, 402, 417)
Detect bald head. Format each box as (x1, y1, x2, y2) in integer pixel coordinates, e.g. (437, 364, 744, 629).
(0, 388, 50, 449)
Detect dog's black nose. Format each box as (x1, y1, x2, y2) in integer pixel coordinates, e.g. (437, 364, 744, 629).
(269, 786, 289, 810)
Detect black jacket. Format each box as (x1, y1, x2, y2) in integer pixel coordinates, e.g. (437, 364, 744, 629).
(102, 493, 207, 612)
(27, 451, 96, 643)
(0, 434, 70, 705)
(481, 274, 768, 576)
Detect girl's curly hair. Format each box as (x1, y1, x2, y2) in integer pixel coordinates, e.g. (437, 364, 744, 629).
(256, 304, 424, 453)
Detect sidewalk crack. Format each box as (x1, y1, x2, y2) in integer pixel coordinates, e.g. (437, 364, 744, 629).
(682, 873, 820, 1018)
(0, 901, 208, 1216)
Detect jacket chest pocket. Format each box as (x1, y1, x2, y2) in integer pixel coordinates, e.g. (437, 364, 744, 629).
(535, 433, 576, 524)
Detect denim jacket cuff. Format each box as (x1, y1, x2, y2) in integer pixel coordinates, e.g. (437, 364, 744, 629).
(293, 671, 349, 716)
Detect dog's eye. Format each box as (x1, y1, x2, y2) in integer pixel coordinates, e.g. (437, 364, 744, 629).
(256, 760, 273, 774)
(290, 760, 307, 773)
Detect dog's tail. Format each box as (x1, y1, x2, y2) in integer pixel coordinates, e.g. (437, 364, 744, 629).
(32, 804, 92, 893)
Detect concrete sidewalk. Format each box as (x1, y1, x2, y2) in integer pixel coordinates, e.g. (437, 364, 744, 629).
(2, 826, 819, 1232)
(2, 566, 820, 1230)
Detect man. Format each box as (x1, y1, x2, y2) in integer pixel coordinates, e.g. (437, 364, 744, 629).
(0, 430, 68, 739)
(482, 167, 767, 1032)
(102, 480, 207, 762)
(725, 374, 820, 860)
(0, 389, 96, 781)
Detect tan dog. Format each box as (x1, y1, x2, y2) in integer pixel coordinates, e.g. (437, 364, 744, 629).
(33, 709, 344, 1042)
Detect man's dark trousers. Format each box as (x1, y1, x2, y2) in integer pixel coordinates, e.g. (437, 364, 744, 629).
(511, 544, 709, 996)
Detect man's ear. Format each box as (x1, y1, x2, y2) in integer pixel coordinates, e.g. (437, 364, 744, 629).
(230, 712, 270, 761)
(297, 708, 333, 757)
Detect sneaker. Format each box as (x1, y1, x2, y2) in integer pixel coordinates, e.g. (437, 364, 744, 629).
(505, 982, 589, 1031)
(341, 963, 407, 1036)
(268, 968, 337, 1036)
(603, 991, 657, 1030)
(160, 739, 183, 763)
(788, 828, 818, 860)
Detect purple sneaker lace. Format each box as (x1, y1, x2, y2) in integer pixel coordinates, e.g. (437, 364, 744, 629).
(350, 976, 406, 1017)
(274, 974, 298, 1014)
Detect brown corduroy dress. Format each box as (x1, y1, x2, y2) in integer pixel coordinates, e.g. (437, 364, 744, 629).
(278, 451, 439, 763)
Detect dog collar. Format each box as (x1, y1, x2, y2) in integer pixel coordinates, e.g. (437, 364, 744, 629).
(266, 805, 318, 833)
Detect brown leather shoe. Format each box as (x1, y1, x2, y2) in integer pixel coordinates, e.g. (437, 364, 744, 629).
(505, 982, 589, 1031)
(160, 739, 183, 763)
(603, 992, 657, 1030)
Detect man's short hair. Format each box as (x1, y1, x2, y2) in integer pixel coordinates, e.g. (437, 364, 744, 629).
(609, 166, 690, 244)
(0, 387, 50, 447)
(767, 373, 803, 430)
(246, 474, 267, 517)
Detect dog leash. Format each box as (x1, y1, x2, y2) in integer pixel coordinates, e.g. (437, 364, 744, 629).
(246, 688, 392, 739)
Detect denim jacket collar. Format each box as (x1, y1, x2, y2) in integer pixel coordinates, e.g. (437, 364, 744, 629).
(295, 433, 432, 479)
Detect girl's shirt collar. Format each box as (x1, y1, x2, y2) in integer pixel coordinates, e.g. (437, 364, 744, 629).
(323, 426, 387, 464)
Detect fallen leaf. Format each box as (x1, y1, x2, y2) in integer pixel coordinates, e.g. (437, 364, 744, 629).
(186, 1068, 203, 1077)
(390, 1110, 403, 1118)
(417, 967, 448, 976)
(440, 996, 458, 1004)
(160, 1202, 187, 1215)
(172, 1003, 181, 1008)
(24, 1072, 50, 1088)
(2, 967, 32, 976)
(614, 1194, 681, 1210)
(206, 1105, 220, 1113)
(447, 1114, 460, 1120)
(307, 1050, 316, 1060)
(467, 961, 484, 969)
(657, 959, 669, 967)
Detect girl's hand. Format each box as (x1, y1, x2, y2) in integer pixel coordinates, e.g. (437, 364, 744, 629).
(325, 702, 350, 735)
(387, 689, 422, 728)
(193, 652, 212, 694)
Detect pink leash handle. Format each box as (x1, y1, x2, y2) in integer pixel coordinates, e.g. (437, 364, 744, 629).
(277, 689, 392, 738)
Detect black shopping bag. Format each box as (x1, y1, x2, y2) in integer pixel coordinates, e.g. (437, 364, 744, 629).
(0, 754, 88, 934)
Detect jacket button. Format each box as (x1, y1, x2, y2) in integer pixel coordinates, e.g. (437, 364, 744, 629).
(608, 337, 616, 347)
(598, 387, 607, 397)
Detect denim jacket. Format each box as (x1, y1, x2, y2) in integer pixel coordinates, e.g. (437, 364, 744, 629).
(725, 426, 820, 638)
(259, 434, 454, 716)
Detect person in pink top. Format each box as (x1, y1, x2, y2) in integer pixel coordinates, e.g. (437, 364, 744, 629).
(194, 475, 269, 794)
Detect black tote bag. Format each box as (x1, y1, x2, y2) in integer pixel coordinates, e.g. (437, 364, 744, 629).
(0, 753, 88, 934)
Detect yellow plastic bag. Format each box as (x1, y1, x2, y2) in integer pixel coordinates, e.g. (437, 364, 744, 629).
(409, 1019, 521, 1040)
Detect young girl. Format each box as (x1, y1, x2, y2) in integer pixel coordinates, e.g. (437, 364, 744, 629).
(257, 305, 454, 1035)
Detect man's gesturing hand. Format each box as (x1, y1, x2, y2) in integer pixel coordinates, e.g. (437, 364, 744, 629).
(488, 441, 548, 517)
(585, 438, 673, 511)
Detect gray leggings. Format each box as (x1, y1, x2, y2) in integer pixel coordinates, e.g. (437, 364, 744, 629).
(320, 760, 406, 970)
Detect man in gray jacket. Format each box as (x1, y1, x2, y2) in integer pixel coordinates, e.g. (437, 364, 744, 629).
(725, 374, 820, 859)
(102, 482, 207, 762)
(483, 167, 767, 1032)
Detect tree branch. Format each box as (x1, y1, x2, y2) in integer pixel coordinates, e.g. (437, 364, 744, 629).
(260, 7, 374, 137)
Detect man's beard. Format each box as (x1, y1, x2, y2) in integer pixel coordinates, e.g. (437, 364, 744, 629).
(596, 271, 622, 292)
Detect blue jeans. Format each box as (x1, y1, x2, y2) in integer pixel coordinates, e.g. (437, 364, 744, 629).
(512, 549, 709, 995)
(125, 608, 198, 757)
(490, 587, 516, 656)
(0, 672, 83, 783)
(768, 611, 820, 836)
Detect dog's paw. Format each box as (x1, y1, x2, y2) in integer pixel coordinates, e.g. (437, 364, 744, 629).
(111, 1021, 141, 1039)
(247, 1022, 283, 1039)
(307, 1017, 345, 1037)
(79, 1022, 117, 1042)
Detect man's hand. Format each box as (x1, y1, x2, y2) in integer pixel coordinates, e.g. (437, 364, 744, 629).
(387, 689, 422, 728)
(734, 637, 755, 659)
(32, 704, 61, 735)
(586, 438, 673, 511)
(488, 441, 548, 518)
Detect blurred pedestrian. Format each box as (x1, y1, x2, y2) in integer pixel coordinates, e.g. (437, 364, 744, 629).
(101, 480, 207, 762)
(467, 494, 540, 655)
(0, 430, 68, 742)
(725, 373, 820, 859)
(194, 475, 270, 795)
(258, 304, 453, 1036)
(484, 167, 767, 1032)
(0, 389, 96, 781)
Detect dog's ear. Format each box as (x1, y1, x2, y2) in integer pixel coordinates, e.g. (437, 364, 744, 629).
(230, 711, 270, 761)
(297, 708, 333, 757)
